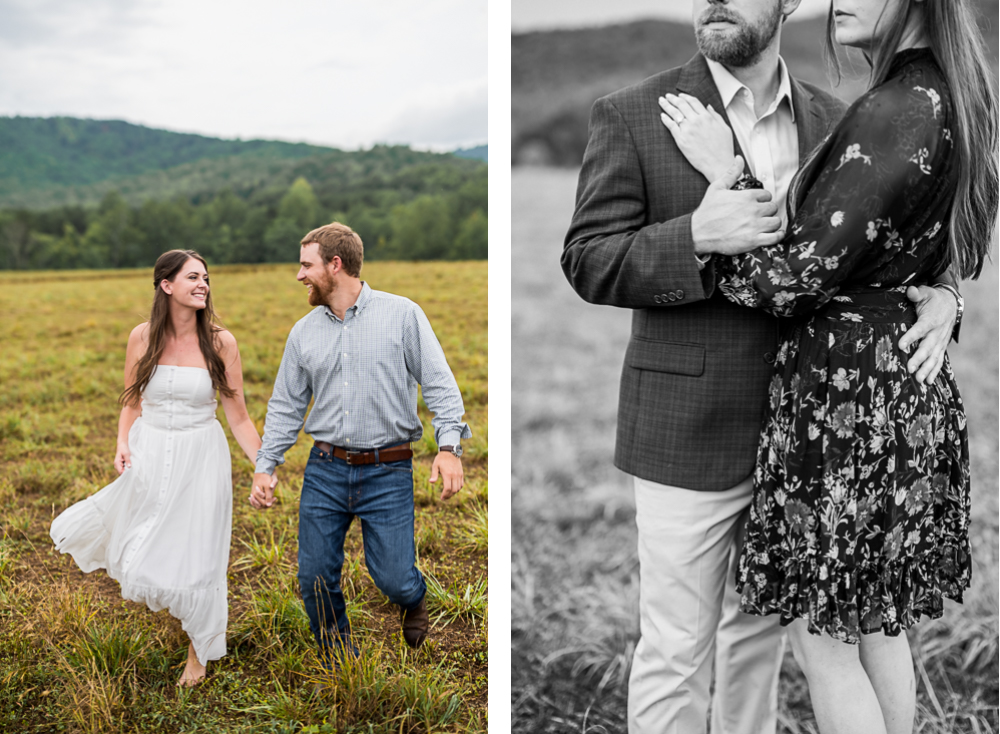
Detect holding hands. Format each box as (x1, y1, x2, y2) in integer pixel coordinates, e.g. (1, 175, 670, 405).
(250, 472, 279, 509)
(690, 156, 784, 256)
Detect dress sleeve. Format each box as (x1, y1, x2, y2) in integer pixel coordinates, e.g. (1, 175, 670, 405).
(718, 79, 951, 317)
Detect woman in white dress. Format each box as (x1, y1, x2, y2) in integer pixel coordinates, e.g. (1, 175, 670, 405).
(50, 249, 268, 686)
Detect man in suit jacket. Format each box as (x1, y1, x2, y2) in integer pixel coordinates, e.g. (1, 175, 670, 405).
(561, 1, 959, 732)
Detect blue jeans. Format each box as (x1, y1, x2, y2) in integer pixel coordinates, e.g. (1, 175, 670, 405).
(298, 446, 426, 657)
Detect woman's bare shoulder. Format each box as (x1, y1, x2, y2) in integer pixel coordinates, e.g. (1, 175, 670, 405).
(128, 322, 151, 344)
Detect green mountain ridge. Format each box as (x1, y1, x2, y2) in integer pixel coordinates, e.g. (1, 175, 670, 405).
(0, 116, 333, 194)
(0, 121, 488, 269)
(0, 116, 488, 210)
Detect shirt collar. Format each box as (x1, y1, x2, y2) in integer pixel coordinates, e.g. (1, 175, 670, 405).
(323, 281, 371, 321)
(705, 56, 796, 122)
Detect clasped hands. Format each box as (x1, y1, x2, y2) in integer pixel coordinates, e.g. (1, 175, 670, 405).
(659, 92, 784, 256)
(658, 91, 958, 386)
(250, 472, 278, 509)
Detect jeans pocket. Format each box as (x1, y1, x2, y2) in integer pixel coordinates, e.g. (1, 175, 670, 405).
(380, 459, 413, 474)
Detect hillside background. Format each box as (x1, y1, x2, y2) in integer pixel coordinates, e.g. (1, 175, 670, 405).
(512, 3, 999, 165)
(0, 118, 488, 270)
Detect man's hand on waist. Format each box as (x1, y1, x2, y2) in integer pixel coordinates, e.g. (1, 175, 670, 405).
(898, 284, 959, 385)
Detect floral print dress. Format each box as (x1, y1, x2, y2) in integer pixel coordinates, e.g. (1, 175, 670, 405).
(718, 48, 970, 643)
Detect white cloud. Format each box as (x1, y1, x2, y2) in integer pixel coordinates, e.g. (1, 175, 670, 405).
(0, 0, 487, 150)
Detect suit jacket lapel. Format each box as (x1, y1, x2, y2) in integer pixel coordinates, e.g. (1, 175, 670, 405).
(675, 53, 749, 165)
(790, 77, 827, 161)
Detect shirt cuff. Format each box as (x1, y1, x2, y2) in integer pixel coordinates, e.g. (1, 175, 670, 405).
(254, 454, 283, 475)
(436, 424, 472, 448)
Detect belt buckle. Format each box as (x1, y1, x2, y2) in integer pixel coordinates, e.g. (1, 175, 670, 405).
(344, 450, 362, 465)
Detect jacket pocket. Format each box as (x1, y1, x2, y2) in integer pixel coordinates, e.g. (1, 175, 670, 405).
(625, 337, 705, 376)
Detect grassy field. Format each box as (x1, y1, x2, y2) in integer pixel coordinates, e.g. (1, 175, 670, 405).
(511, 167, 999, 733)
(0, 261, 488, 733)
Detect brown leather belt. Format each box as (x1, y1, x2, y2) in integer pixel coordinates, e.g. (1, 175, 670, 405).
(314, 441, 412, 465)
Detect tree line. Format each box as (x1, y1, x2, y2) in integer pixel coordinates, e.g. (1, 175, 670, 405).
(0, 166, 487, 270)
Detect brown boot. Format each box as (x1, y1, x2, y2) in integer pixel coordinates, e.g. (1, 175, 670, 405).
(401, 595, 429, 649)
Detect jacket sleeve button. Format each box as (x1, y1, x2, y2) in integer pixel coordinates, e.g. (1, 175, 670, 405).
(676, 290, 684, 299)
(764, 352, 776, 364)
(654, 295, 662, 303)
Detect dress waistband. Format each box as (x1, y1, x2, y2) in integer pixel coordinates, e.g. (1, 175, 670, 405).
(818, 286, 918, 325)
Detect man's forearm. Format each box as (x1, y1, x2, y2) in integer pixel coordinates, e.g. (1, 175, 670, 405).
(254, 391, 308, 474)
(562, 215, 713, 308)
(255, 338, 310, 475)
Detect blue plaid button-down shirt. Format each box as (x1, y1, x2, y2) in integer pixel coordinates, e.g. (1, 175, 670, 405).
(255, 282, 471, 474)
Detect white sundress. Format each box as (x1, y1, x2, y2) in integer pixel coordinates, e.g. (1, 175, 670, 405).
(50, 365, 233, 664)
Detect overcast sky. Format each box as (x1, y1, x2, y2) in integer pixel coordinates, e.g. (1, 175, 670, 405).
(512, 0, 831, 32)
(0, 0, 487, 151)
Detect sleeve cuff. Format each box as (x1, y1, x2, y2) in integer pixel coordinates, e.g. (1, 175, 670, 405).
(436, 425, 472, 448)
(254, 456, 282, 475)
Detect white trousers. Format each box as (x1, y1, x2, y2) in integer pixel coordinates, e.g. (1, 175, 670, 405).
(628, 475, 785, 734)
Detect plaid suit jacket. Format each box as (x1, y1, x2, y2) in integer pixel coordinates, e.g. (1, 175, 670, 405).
(562, 53, 847, 491)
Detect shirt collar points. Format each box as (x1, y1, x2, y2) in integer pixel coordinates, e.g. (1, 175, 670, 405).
(705, 56, 796, 122)
(323, 281, 371, 322)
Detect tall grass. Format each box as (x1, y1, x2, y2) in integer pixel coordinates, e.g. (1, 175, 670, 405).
(0, 261, 487, 733)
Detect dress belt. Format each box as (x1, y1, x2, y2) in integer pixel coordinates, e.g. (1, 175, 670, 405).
(819, 286, 918, 325)
(314, 441, 413, 465)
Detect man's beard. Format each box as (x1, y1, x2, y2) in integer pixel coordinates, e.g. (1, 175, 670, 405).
(695, 3, 783, 68)
(307, 277, 333, 306)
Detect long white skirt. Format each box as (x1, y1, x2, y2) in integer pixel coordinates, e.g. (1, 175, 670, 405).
(51, 366, 233, 665)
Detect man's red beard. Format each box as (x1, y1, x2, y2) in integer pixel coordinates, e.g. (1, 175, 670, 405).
(306, 278, 333, 306)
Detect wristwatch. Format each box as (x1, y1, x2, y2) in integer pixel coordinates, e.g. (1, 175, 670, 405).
(438, 444, 463, 458)
(932, 282, 964, 331)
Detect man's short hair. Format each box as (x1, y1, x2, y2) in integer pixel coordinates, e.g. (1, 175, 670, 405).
(301, 222, 364, 277)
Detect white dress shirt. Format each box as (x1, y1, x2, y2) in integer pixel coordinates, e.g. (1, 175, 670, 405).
(706, 57, 798, 220)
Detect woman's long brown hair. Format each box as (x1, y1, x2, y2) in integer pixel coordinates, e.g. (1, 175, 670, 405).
(822, 0, 998, 279)
(119, 250, 236, 407)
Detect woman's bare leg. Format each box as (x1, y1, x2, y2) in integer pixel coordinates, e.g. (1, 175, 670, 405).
(786, 620, 887, 734)
(178, 641, 207, 687)
(859, 630, 916, 734)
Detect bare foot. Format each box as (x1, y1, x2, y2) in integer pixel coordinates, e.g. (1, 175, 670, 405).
(177, 642, 206, 687)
